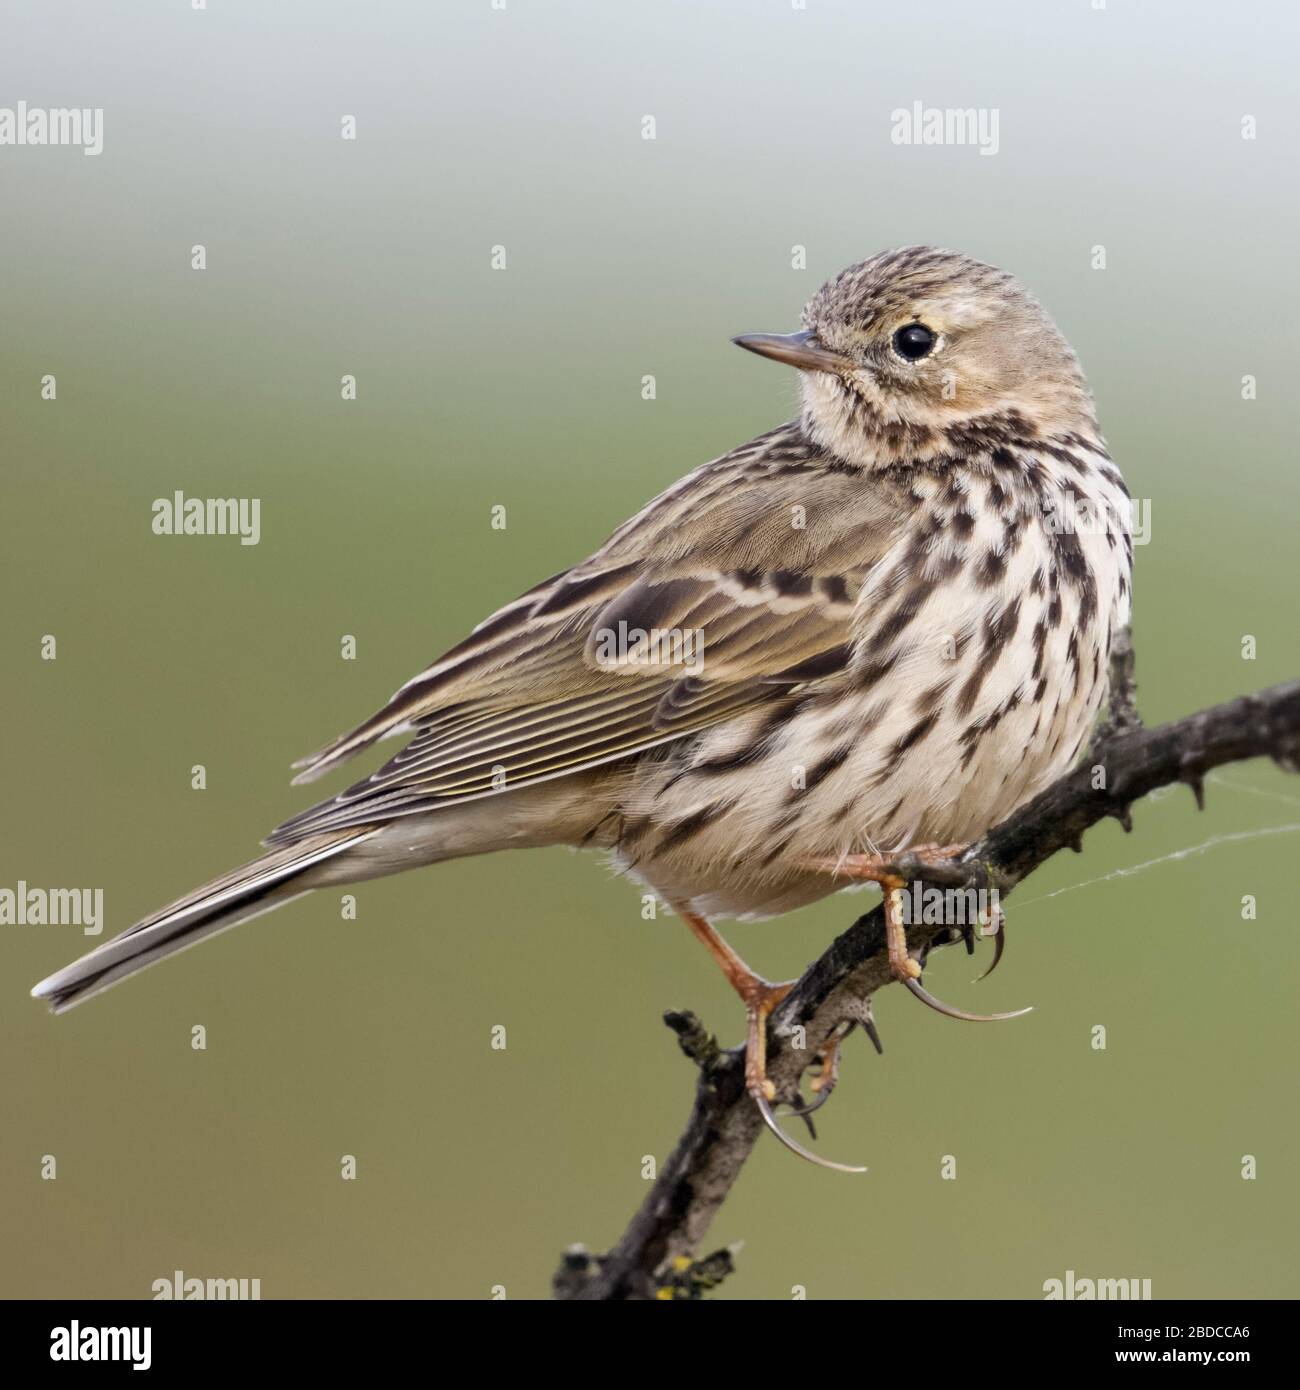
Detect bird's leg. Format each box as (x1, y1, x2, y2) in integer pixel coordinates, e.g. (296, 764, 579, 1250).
(675, 907, 865, 1174)
(801, 845, 1032, 1024)
(675, 907, 792, 1098)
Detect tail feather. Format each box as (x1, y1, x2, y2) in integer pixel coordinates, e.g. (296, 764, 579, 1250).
(30, 829, 375, 1014)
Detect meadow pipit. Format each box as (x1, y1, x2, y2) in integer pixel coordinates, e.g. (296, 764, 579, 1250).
(33, 247, 1132, 1170)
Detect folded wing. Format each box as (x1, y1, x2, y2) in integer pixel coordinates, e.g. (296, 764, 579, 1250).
(269, 425, 904, 846)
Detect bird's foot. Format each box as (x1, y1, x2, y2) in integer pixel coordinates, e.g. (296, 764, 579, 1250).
(676, 905, 866, 1173)
(809, 1025, 845, 1097)
(778, 1022, 849, 1126)
(741, 979, 866, 1174)
(803, 844, 1032, 1024)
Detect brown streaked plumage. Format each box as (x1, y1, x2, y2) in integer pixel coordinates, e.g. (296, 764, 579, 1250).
(32, 247, 1132, 1171)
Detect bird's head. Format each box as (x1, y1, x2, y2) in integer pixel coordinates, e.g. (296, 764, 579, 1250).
(734, 246, 1098, 468)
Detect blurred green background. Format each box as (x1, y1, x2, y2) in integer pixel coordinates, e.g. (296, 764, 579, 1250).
(2, 0, 1298, 1300)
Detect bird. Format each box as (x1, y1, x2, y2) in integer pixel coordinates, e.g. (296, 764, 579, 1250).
(32, 246, 1132, 1171)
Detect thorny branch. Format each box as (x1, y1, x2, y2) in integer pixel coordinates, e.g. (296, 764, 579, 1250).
(553, 635, 1300, 1300)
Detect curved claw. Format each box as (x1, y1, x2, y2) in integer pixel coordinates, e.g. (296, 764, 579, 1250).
(975, 918, 1007, 982)
(773, 1028, 846, 1124)
(753, 1091, 866, 1174)
(903, 975, 1031, 1023)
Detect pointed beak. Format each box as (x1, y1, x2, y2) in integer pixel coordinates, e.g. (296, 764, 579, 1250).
(731, 329, 850, 374)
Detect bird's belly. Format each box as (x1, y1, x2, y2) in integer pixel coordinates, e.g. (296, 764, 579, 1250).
(611, 533, 1123, 921)
(612, 675, 1104, 920)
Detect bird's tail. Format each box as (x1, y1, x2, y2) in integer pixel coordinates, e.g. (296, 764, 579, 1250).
(30, 828, 377, 1014)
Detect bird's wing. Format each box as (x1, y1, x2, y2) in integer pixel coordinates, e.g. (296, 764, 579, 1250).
(267, 424, 906, 845)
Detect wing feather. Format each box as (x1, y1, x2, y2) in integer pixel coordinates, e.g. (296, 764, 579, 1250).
(271, 422, 909, 845)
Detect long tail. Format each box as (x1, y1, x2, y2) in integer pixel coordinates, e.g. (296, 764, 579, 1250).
(30, 828, 377, 1014)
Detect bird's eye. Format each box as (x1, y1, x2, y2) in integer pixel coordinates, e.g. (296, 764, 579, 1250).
(892, 323, 936, 361)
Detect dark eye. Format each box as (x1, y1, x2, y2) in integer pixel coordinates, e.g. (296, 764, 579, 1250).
(892, 323, 936, 361)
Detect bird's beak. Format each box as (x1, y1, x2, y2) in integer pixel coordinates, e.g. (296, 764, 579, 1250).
(731, 329, 850, 374)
